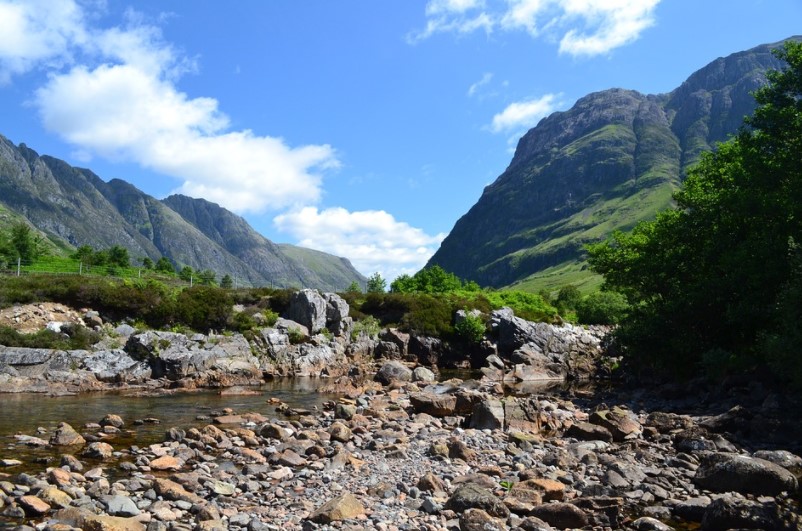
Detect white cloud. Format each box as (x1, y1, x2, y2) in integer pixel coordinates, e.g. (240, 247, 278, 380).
(413, 0, 661, 56)
(20, 2, 338, 214)
(0, 0, 87, 83)
(274, 207, 446, 281)
(490, 93, 560, 133)
(426, 0, 486, 16)
(467, 72, 493, 97)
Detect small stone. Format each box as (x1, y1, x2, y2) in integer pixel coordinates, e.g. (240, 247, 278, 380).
(149, 455, 182, 471)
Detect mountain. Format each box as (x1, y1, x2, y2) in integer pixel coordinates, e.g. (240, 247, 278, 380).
(428, 38, 796, 292)
(0, 138, 366, 291)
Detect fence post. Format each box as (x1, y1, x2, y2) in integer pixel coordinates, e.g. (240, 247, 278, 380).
(16, 257, 21, 277)
(190, 275, 193, 288)
(79, 262, 83, 275)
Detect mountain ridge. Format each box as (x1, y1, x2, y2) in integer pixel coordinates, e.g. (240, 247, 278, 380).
(0, 137, 365, 291)
(428, 37, 798, 291)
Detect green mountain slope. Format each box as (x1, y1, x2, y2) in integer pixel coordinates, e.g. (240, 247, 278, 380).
(428, 38, 794, 292)
(0, 138, 365, 291)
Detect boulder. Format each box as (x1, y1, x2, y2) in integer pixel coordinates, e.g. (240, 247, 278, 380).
(375, 361, 413, 385)
(445, 484, 510, 519)
(412, 366, 437, 382)
(125, 331, 260, 382)
(700, 496, 790, 531)
(589, 407, 642, 441)
(409, 335, 444, 366)
(324, 293, 351, 336)
(470, 399, 505, 430)
(82, 351, 151, 383)
(309, 492, 365, 523)
(286, 289, 327, 334)
(410, 393, 458, 417)
(490, 308, 607, 380)
(565, 421, 614, 442)
(81, 442, 114, 460)
(50, 423, 86, 447)
(694, 452, 798, 495)
(528, 502, 589, 529)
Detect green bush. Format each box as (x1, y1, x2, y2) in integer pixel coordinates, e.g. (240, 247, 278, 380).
(172, 286, 233, 333)
(287, 326, 305, 345)
(351, 315, 381, 340)
(0, 323, 100, 350)
(454, 312, 486, 344)
(576, 291, 629, 325)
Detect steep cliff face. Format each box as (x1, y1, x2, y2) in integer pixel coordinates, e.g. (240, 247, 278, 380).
(428, 39, 794, 290)
(0, 138, 365, 291)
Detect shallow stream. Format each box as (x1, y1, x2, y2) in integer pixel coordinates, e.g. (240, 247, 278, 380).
(0, 379, 336, 475)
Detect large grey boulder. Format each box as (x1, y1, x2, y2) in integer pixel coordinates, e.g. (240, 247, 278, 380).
(324, 293, 351, 336)
(375, 361, 413, 385)
(82, 350, 151, 383)
(125, 331, 260, 382)
(490, 308, 608, 380)
(286, 289, 328, 334)
(694, 452, 799, 495)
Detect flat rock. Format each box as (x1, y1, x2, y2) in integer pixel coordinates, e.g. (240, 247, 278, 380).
(694, 453, 799, 495)
(445, 484, 510, 519)
(309, 492, 365, 523)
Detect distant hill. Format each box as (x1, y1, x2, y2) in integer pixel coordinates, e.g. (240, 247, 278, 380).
(0, 138, 365, 291)
(428, 38, 797, 292)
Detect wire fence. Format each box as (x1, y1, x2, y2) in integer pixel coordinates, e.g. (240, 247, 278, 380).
(0, 256, 266, 290)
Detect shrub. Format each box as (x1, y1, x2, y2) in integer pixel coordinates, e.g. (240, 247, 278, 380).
(351, 315, 381, 341)
(287, 326, 305, 345)
(172, 286, 233, 333)
(576, 291, 629, 325)
(454, 312, 486, 344)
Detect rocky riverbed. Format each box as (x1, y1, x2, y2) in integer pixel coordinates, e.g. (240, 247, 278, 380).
(0, 291, 800, 530)
(0, 372, 800, 531)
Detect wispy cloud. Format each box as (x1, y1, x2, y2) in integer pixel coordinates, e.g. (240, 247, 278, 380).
(412, 0, 661, 56)
(490, 93, 561, 134)
(467, 72, 493, 97)
(274, 207, 446, 281)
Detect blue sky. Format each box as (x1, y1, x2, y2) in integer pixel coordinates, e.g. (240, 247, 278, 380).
(0, 0, 799, 281)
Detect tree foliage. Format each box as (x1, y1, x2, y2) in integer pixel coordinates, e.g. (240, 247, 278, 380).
(366, 272, 386, 293)
(390, 265, 481, 294)
(0, 222, 42, 264)
(587, 41, 802, 380)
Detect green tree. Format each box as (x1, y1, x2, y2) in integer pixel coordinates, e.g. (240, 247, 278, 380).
(220, 274, 233, 289)
(107, 245, 130, 268)
(179, 266, 194, 282)
(9, 223, 40, 262)
(390, 274, 415, 293)
(141, 257, 154, 270)
(390, 266, 471, 294)
(155, 257, 175, 274)
(555, 285, 582, 312)
(366, 272, 386, 293)
(345, 281, 361, 294)
(587, 41, 802, 378)
(197, 269, 216, 286)
(71, 245, 96, 264)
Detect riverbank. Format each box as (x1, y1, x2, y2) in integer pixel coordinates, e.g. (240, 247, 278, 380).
(0, 373, 799, 531)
